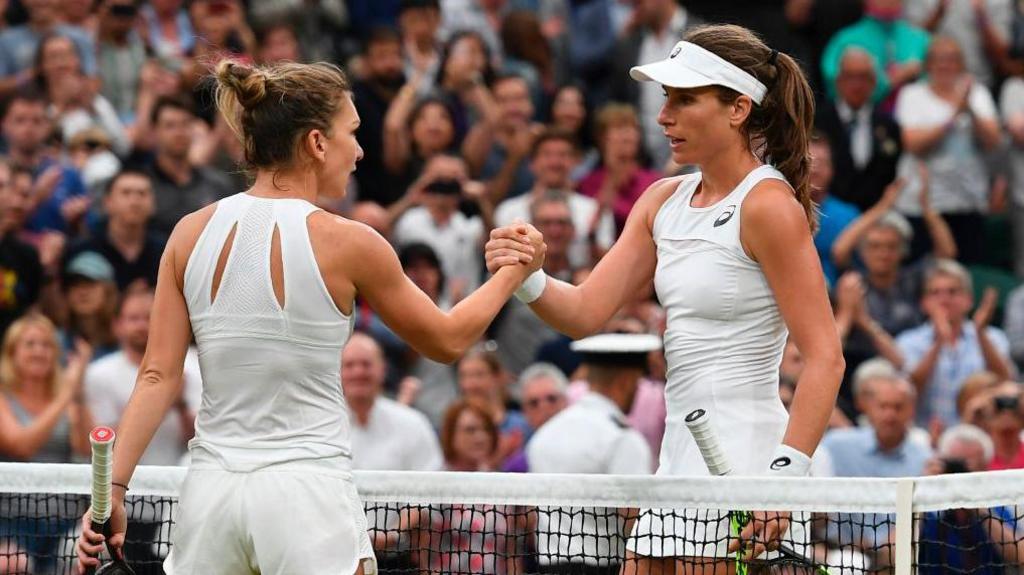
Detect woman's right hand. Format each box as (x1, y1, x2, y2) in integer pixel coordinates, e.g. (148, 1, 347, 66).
(76, 500, 127, 573)
(485, 223, 545, 275)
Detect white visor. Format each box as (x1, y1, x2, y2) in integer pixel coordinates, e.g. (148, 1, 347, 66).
(630, 41, 768, 105)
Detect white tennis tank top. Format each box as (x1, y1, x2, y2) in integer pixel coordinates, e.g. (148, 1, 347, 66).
(183, 193, 354, 472)
(652, 165, 790, 474)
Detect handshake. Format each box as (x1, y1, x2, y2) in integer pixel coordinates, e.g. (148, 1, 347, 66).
(486, 222, 548, 301)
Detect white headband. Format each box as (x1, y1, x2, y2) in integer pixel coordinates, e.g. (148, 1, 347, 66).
(630, 41, 769, 105)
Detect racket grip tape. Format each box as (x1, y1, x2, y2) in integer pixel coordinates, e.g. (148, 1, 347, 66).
(683, 409, 732, 476)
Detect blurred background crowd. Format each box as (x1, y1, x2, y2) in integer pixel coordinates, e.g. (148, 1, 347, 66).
(3, 0, 1024, 571)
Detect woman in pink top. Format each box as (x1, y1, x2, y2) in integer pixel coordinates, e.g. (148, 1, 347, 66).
(983, 383, 1024, 471)
(578, 104, 662, 234)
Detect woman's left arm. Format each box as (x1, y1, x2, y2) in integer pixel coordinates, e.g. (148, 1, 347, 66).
(742, 182, 846, 457)
(66, 339, 94, 457)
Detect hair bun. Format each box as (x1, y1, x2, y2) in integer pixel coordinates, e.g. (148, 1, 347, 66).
(215, 60, 268, 109)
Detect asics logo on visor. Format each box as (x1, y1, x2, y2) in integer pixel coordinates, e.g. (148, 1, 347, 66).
(770, 456, 792, 470)
(713, 205, 736, 227)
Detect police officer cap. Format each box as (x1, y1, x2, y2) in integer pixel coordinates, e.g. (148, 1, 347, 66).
(570, 333, 662, 369)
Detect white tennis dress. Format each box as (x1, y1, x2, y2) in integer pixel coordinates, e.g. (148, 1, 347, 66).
(164, 193, 376, 574)
(628, 165, 794, 558)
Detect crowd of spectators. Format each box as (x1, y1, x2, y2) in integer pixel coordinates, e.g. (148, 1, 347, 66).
(2, 0, 1024, 571)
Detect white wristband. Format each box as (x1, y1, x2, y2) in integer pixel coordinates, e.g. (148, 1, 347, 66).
(767, 444, 812, 477)
(514, 270, 547, 303)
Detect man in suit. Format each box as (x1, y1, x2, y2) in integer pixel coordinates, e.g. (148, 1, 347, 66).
(816, 47, 902, 212)
(609, 0, 702, 170)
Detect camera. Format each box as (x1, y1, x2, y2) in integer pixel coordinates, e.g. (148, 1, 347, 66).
(940, 457, 969, 474)
(424, 179, 463, 196)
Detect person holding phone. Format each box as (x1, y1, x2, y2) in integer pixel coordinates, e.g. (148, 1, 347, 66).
(391, 154, 495, 302)
(918, 424, 1024, 574)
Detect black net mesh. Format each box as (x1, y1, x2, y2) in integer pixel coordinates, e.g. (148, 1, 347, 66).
(913, 505, 1024, 574)
(0, 492, 1021, 574)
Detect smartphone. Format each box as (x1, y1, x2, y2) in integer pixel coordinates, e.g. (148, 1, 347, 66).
(941, 458, 969, 474)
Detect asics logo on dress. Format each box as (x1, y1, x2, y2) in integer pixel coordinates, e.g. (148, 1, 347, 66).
(713, 205, 737, 227)
(770, 456, 791, 471)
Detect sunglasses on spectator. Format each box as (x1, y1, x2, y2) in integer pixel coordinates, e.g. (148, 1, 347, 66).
(72, 139, 108, 152)
(994, 395, 1020, 413)
(524, 394, 562, 409)
(109, 4, 138, 17)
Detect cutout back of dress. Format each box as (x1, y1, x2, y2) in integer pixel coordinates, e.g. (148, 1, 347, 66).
(183, 193, 354, 472)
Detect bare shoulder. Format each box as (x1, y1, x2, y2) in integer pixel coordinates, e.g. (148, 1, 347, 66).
(741, 179, 814, 259)
(306, 210, 400, 286)
(633, 175, 691, 230)
(306, 210, 391, 257)
(165, 203, 219, 282)
(741, 179, 809, 230)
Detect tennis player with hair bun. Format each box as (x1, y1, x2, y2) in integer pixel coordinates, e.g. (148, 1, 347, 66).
(76, 59, 544, 574)
(487, 24, 843, 571)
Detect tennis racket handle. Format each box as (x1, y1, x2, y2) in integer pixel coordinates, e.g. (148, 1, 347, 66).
(684, 408, 733, 476)
(82, 520, 107, 575)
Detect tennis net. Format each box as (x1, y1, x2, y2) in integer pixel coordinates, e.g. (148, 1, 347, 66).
(0, 462, 1021, 574)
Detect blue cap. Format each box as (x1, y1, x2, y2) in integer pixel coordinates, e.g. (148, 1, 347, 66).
(65, 251, 115, 283)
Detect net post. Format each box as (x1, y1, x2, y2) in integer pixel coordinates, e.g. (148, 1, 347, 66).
(894, 478, 915, 575)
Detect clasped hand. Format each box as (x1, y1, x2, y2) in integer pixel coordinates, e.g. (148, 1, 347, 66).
(485, 222, 546, 276)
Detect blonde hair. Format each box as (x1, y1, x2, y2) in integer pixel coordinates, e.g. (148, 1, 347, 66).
(0, 314, 63, 397)
(214, 60, 352, 171)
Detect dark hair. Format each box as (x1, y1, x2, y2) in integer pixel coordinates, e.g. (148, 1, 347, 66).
(491, 71, 529, 92)
(684, 24, 817, 232)
(1, 87, 47, 120)
(500, 11, 552, 80)
(436, 30, 495, 88)
(215, 60, 351, 170)
(407, 96, 456, 156)
(33, 33, 83, 93)
(253, 19, 299, 47)
(439, 399, 498, 464)
(530, 126, 578, 159)
(150, 94, 195, 126)
(104, 169, 152, 196)
(115, 282, 154, 317)
(398, 242, 446, 297)
(398, 0, 440, 13)
(549, 83, 593, 149)
(363, 26, 401, 54)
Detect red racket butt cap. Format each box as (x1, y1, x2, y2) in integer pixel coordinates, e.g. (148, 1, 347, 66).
(90, 426, 116, 444)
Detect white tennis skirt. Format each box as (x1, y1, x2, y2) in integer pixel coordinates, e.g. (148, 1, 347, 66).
(626, 411, 807, 559)
(164, 464, 376, 574)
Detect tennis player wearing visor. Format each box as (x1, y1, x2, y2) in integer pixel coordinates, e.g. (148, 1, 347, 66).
(486, 24, 843, 573)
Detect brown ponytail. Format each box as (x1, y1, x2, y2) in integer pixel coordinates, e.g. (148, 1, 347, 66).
(213, 59, 351, 171)
(683, 25, 818, 232)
